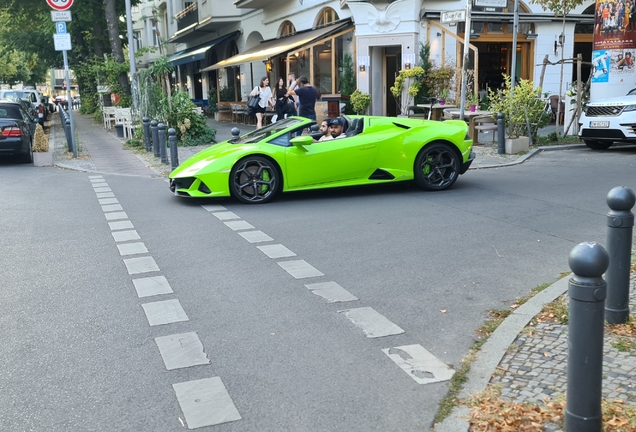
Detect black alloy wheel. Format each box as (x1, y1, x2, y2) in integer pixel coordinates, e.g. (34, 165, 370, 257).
(414, 142, 460, 191)
(229, 156, 280, 204)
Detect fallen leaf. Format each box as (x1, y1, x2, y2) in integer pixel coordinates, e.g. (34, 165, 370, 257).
(440, 309, 447, 313)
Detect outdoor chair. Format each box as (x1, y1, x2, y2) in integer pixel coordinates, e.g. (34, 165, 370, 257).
(103, 106, 116, 130)
(549, 95, 565, 124)
(473, 115, 498, 144)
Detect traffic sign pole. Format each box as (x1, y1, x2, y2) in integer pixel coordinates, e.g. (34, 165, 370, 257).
(50, 0, 76, 158)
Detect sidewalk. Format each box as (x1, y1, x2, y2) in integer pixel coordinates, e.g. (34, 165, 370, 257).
(51, 112, 578, 176)
(435, 273, 636, 431)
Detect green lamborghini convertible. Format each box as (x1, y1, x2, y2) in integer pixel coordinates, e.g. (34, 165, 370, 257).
(169, 115, 474, 204)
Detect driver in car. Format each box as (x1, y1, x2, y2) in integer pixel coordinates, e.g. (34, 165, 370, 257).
(319, 117, 347, 141)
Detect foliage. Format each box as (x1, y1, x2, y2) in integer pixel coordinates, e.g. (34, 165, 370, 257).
(207, 88, 218, 113)
(32, 123, 48, 152)
(136, 68, 166, 122)
(423, 64, 455, 101)
(165, 91, 216, 145)
(488, 75, 550, 138)
(219, 86, 235, 102)
(91, 56, 132, 106)
(414, 43, 433, 104)
(350, 89, 371, 115)
(339, 52, 356, 114)
(565, 80, 590, 112)
(390, 66, 425, 116)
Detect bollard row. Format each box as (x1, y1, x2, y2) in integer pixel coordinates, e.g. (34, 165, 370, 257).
(564, 185, 634, 432)
(141, 118, 179, 168)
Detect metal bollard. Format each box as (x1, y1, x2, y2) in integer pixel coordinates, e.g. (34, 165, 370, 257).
(497, 112, 505, 154)
(151, 120, 159, 158)
(65, 118, 73, 152)
(231, 127, 240, 138)
(168, 128, 179, 170)
(158, 123, 168, 164)
(566, 241, 609, 432)
(605, 186, 636, 324)
(142, 117, 151, 152)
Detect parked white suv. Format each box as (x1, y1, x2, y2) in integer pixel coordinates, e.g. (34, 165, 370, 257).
(578, 89, 636, 150)
(0, 89, 45, 125)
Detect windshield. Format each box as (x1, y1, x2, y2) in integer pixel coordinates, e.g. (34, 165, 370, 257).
(628, 88, 636, 96)
(230, 117, 306, 144)
(0, 91, 30, 100)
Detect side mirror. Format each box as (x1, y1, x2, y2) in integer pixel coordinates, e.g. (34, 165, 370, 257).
(290, 135, 313, 146)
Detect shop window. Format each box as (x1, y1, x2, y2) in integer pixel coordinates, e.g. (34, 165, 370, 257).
(316, 7, 339, 28)
(280, 21, 296, 37)
(313, 40, 332, 95)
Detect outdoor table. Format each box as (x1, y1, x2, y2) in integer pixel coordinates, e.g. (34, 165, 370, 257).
(410, 104, 456, 121)
(444, 108, 493, 140)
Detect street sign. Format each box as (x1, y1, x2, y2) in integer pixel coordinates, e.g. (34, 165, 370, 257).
(51, 11, 71, 22)
(441, 9, 466, 24)
(474, 0, 507, 8)
(56, 22, 67, 34)
(47, 0, 73, 11)
(54, 34, 72, 51)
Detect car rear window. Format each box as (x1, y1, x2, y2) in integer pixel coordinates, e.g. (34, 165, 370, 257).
(0, 106, 20, 118)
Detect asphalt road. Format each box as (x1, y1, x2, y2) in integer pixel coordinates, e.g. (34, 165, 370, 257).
(1, 146, 635, 431)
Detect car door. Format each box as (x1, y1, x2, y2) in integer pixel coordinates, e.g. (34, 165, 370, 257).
(284, 131, 379, 188)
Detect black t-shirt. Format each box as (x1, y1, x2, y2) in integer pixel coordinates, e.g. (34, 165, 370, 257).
(295, 86, 317, 117)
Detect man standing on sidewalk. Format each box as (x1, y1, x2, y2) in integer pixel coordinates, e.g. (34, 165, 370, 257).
(287, 76, 317, 122)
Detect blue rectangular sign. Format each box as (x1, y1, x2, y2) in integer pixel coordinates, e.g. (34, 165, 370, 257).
(56, 22, 67, 34)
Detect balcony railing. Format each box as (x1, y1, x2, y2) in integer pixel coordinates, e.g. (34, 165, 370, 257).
(176, 3, 198, 31)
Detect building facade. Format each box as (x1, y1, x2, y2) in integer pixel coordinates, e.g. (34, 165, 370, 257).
(158, 0, 598, 117)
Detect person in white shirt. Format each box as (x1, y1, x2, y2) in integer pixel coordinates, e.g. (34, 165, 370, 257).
(249, 77, 274, 129)
(287, 73, 298, 116)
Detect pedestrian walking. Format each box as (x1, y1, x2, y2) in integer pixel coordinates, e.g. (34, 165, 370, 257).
(249, 77, 274, 129)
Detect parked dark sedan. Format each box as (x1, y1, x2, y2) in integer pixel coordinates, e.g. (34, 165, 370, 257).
(0, 102, 36, 163)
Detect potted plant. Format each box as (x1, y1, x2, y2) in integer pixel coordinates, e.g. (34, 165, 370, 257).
(390, 66, 425, 116)
(349, 89, 372, 115)
(468, 93, 480, 112)
(488, 75, 550, 154)
(439, 88, 449, 105)
(32, 123, 52, 166)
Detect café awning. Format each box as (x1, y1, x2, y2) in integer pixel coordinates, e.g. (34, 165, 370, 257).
(169, 31, 240, 66)
(200, 21, 351, 72)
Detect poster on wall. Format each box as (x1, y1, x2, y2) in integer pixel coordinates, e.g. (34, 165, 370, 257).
(593, 0, 636, 51)
(591, 0, 636, 99)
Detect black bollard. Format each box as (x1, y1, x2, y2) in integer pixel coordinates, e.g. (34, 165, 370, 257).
(566, 241, 609, 432)
(158, 123, 168, 164)
(142, 117, 151, 152)
(65, 118, 73, 152)
(168, 128, 179, 169)
(497, 112, 505, 154)
(231, 127, 240, 139)
(151, 120, 159, 158)
(605, 186, 636, 324)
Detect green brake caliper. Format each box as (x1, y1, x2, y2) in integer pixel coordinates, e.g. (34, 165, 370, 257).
(422, 156, 433, 176)
(261, 169, 270, 193)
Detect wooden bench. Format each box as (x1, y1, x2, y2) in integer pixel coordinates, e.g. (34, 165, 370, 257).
(217, 102, 232, 122)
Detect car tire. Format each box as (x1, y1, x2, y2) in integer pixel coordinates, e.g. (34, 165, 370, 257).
(22, 139, 33, 164)
(229, 156, 281, 204)
(584, 140, 613, 150)
(414, 142, 460, 191)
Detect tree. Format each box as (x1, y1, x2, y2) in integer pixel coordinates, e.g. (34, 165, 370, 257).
(531, 0, 584, 138)
(103, 0, 131, 98)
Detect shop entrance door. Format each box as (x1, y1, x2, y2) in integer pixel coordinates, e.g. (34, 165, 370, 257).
(384, 47, 401, 117)
(473, 42, 532, 93)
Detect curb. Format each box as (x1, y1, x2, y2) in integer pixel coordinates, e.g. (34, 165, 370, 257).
(469, 144, 587, 170)
(434, 276, 570, 432)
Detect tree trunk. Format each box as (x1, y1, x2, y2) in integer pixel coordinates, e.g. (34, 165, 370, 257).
(103, 0, 131, 98)
(556, 16, 566, 139)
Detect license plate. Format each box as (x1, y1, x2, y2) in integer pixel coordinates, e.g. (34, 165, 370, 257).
(590, 121, 609, 128)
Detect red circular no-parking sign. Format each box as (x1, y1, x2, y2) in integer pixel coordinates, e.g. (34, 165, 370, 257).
(47, 0, 73, 11)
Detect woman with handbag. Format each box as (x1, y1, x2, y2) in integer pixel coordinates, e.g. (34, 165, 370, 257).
(249, 77, 274, 129)
(274, 77, 293, 121)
